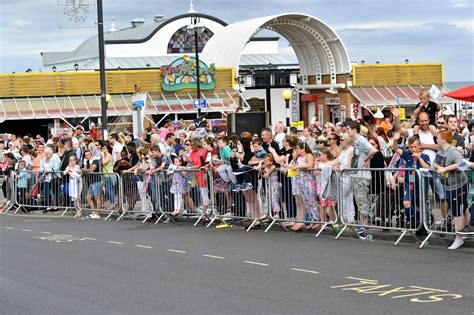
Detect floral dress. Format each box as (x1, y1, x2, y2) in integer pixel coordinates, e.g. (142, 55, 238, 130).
(170, 171, 190, 194)
(292, 155, 318, 220)
(266, 170, 281, 213)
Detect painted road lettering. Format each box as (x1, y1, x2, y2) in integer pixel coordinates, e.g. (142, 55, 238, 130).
(331, 277, 462, 303)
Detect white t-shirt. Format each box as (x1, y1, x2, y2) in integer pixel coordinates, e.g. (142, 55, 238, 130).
(112, 143, 123, 164)
(407, 128, 436, 164)
(274, 132, 285, 150)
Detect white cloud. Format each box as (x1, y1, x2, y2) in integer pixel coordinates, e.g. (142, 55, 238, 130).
(449, 0, 471, 8)
(334, 19, 474, 32)
(9, 19, 32, 27)
(449, 19, 474, 32)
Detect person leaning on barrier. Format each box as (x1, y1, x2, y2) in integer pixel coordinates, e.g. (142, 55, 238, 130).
(346, 121, 377, 229)
(433, 130, 471, 250)
(391, 132, 431, 228)
(40, 147, 61, 213)
(82, 150, 102, 219)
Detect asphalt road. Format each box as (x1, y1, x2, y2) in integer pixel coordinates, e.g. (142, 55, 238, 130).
(0, 215, 472, 315)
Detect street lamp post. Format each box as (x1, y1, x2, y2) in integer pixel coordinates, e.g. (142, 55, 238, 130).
(97, 0, 108, 140)
(187, 16, 205, 118)
(282, 89, 292, 129)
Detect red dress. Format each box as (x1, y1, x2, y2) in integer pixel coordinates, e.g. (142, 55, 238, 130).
(189, 148, 208, 188)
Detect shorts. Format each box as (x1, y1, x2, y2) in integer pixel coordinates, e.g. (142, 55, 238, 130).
(430, 174, 445, 201)
(87, 182, 103, 197)
(445, 184, 468, 217)
(403, 190, 423, 208)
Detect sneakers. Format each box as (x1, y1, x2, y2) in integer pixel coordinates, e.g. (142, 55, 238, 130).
(241, 183, 253, 191)
(232, 184, 242, 192)
(448, 239, 464, 250)
(89, 214, 101, 220)
(223, 212, 233, 221)
(353, 227, 367, 235)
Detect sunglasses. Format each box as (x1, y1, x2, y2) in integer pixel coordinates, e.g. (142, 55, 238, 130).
(185, 143, 190, 146)
(316, 141, 326, 144)
(327, 137, 335, 140)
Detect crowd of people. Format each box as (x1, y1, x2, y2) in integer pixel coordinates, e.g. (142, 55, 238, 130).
(1, 89, 473, 249)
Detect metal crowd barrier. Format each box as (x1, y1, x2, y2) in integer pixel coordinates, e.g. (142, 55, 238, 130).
(3, 163, 473, 250)
(1, 171, 16, 214)
(335, 167, 425, 245)
(152, 168, 214, 226)
(118, 172, 152, 222)
(206, 167, 268, 231)
(263, 167, 339, 237)
(8, 170, 72, 215)
(76, 172, 121, 221)
(419, 168, 474, 248)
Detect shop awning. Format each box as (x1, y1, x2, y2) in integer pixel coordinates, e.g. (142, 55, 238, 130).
(0, 89, 245, 122)
(443, 84, 474, 102)
(349, 84, 454, 107)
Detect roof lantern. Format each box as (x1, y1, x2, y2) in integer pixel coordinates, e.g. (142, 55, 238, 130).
(130, 18, 145, 28)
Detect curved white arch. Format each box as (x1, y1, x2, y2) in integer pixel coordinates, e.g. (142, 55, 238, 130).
(201, 13, 351, 84)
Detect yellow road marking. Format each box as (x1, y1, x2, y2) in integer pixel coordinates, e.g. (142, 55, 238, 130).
(136, 245, 153, 249)
(291, 268, 319, 274)
(21, 229, 32, 232)
(244, 261, 269, 266)
(167, 249, 187, 254)
(40, 231, 52, 234)
(203, 254, 225, 259)
(4, 227, 15, 230)
(108, 241, 123, 245)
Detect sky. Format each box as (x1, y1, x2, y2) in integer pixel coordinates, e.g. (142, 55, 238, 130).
(0, 0, 473, 81)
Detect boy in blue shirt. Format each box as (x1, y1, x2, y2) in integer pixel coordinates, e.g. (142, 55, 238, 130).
(392, 133, 430, 227)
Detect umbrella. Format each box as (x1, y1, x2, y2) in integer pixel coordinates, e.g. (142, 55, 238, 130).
(443, 84, 474, 102)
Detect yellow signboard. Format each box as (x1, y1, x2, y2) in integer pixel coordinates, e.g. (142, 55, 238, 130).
(399, 108, 406, 120)
(291, 121, 304, 130)
(352, 63, 444, 86)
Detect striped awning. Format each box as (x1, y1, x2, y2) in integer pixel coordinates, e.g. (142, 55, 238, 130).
(349, 84, 454, 107)
(0, 89, 246, 122)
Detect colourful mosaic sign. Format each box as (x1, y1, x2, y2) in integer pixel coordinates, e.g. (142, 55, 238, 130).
(160, 55, 216, 92)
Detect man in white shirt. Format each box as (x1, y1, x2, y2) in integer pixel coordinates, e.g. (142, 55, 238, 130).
(346, 121, 377, 229)
(109, 133, 123, 165)
(273, 121, 286, 150)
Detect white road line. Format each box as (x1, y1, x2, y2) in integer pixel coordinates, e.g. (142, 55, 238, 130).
(40, 231, 52, 234)
(21, 229, 32, 232)
(291, 268, 319, 274)
(244, 261, 269, 266)
(108, 241, 123, 245)
(82, 237, 96, 241)
(167, 249, 187, 254)
(61, 234, 72, 237)
(203, 254, 225, 259)
(4, 227, 15, 230)
(136, 245, 153, 249)
(24, 219, 51, 222)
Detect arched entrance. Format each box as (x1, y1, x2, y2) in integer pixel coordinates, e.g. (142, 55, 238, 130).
(201, 13, 351, 86)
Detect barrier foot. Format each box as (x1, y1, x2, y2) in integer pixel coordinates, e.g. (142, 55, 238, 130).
(154, 213, 165, 224)
(13, 205, 24, 214)
(335, 225, 347, 240)
(2, 203, 14, 214)
(142, 213, 154, 224)
(264, 219, 276, 233)
(104, 211, 116, 222)
(193, 214, 205, 227)
(419, 231, 432, 248)
(394, 229, 407, 246)
(116, 211, 126, 221)
(206, 215, 218, 228)
(73, 209, 83, 219)
(315, 223, 328, 238)
(61, 208, 71, 217)
(246, 219, 259, 232)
